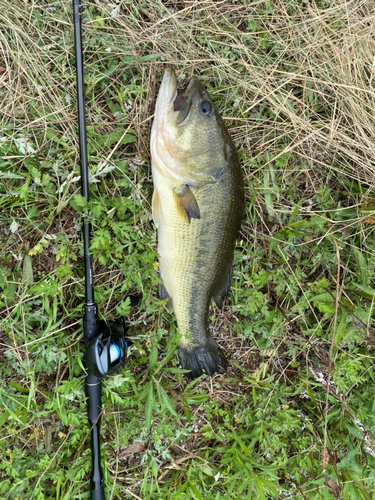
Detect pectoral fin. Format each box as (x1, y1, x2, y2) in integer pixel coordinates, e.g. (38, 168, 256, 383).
(173, 185, 200, 224)
(152, 188, 161, 228)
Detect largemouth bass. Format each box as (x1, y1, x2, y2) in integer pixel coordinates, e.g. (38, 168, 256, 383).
(150, 67, 244, 378)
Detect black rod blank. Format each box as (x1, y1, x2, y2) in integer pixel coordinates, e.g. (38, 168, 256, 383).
(72, 0, 94, 307)
(72, 1, 105, 499)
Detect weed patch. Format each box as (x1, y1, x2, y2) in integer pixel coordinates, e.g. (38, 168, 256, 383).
(1, 1, 375, 498)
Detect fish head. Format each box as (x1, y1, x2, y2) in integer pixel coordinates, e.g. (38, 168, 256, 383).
(151, 67, 232, 186)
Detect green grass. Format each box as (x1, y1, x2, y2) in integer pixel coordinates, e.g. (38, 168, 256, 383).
(1, 0, 375, 498)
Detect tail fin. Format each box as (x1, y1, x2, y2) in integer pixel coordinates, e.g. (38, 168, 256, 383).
(178, 337, 228, 379)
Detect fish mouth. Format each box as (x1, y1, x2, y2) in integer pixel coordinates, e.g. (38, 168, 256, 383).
(172, 79, 198, 126)
(154, 68, 197, 125)
(151, 69, 207, 182)
(155, 67, 178, 116)
(151, 67, 177, 167)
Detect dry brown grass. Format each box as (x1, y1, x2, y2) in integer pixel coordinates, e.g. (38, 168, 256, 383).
(111, 0, 375, 184)
(2, 1, 375, 189)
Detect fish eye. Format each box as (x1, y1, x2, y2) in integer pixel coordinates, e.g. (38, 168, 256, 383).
(199, 101, 212, 116)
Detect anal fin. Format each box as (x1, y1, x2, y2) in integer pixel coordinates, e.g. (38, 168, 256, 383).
(213, 264, 233, 308)
(173, 184, 200, 224)
(159, 282, 174, 313)
(159, 282, 169, 300)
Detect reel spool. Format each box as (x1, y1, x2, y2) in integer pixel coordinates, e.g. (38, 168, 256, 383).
(86, 319, 128, 378)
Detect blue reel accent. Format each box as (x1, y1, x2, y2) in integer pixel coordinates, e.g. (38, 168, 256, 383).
(110, 342, 121, 363)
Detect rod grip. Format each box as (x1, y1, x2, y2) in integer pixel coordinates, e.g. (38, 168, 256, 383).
(86, 371, 102, 423)
(86, 372, 105, 498)
(90, 489, 105, 500)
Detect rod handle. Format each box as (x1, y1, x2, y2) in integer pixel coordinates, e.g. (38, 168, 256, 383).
(86, 372, 105, 499)
(90, 488, 105, 500)
(86, 371, 102, 421)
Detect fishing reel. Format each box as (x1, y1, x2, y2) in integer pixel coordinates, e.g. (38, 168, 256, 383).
(85, 316, 128, 378)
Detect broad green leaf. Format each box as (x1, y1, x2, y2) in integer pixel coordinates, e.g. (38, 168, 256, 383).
(29, 238, 49, 256)
(22, 254, 33, 286)
(0, 410, 10, 427)
(145, 381, 154, 428)
(10, 381, 29, 393)
(313, 301, 334, 314)
(154, 343, 178, 374)
(0, 171, 25, 179)
(139, 380, 152, 401)
(310, 292, 335, 302)
(353, 283, 375, 297)
(69, 194, 88, 212)
(116, 297, 131, 316)
(137, 53, 161, 62)
(19, 175, 31, 199)
(184, 394, 209, 405)
(189, 483, 202, 500)
(149, 338, 158, 369)
(352, 247, 368, 285)
(159, 384, 177, 417)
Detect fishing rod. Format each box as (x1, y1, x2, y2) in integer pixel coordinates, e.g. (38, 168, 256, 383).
(72, 1, 128, 498)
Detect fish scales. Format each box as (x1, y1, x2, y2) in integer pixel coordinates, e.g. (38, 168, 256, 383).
(156, 165, 242, 340)
(151, 67, 244, 378)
